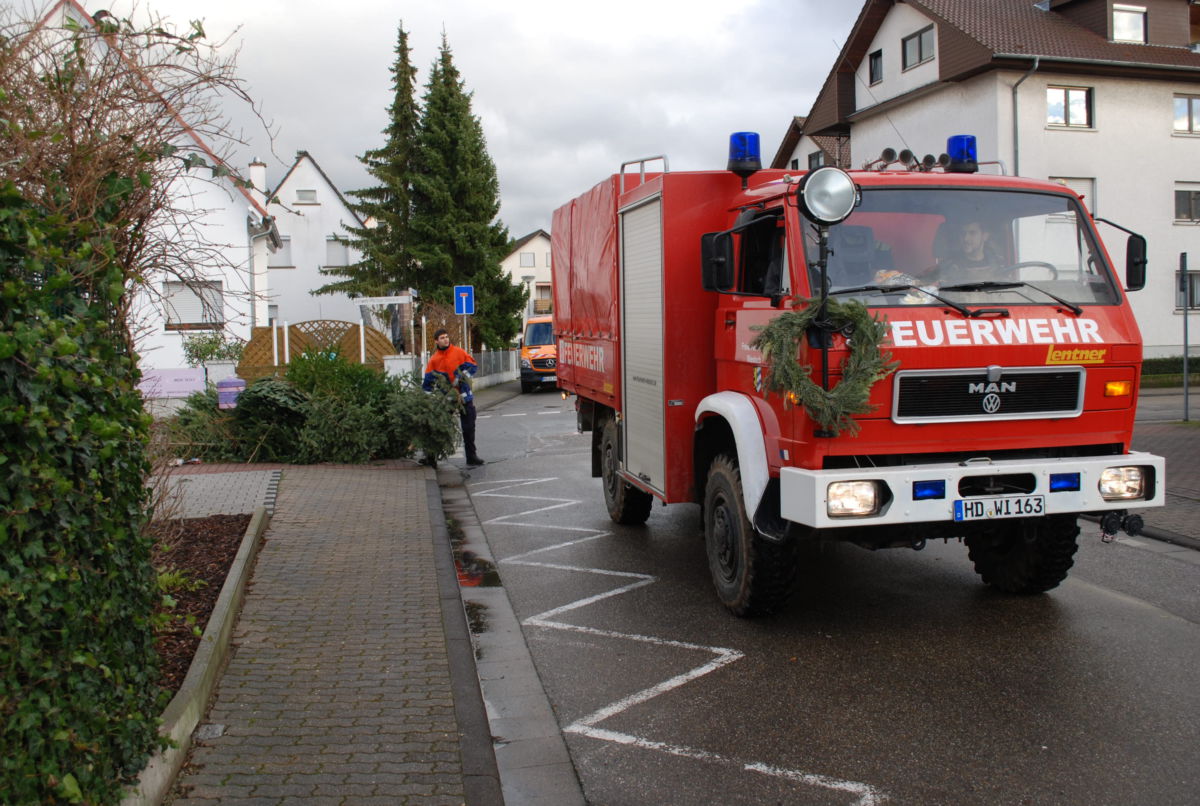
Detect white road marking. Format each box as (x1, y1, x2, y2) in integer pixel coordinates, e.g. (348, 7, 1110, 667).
(470, 476, 887, 805)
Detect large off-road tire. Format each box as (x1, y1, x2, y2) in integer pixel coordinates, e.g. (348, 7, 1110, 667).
(704, 455, 797, 616)
(965, 514, 1080, 594)
(600, 418, 653, 525)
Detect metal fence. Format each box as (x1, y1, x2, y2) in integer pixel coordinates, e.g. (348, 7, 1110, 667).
(477, 348, 515, 375)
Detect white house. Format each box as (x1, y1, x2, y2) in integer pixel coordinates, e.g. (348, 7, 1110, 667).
(34, 0, 282, 374)
(252, 151, 376, 328)
(501, 229, 553, 318)
(774, 0, 1200, 356)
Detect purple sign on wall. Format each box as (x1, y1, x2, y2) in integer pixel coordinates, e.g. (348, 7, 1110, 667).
(138, 368, 206, 399)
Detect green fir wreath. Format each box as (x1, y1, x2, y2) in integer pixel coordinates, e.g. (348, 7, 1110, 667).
(751, 297, 898, 436)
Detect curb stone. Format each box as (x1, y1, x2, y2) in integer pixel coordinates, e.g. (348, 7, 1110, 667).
(121, 507, 270, 806)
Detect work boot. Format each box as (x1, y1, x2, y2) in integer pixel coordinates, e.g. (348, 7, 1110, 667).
(466, 456, 485, 466)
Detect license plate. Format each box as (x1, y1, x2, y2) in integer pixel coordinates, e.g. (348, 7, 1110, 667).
(542, 374, 557, 382)
(954, 495, 1045, 521)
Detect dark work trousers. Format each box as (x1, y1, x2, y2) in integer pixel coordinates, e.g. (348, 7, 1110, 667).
(460, 400, 478, 461)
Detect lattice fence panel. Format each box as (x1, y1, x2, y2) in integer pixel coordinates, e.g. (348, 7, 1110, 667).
(236, 320, 394, 382)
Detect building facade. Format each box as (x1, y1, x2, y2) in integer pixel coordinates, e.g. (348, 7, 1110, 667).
(775, 0, 1200, 356)
(501, 229, 553, 319)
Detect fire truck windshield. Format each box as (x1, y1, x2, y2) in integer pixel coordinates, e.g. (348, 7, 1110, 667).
(804, 188, 1121, 307)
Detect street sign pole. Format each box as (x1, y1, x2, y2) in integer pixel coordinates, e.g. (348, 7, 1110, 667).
(1183, 253, 1190, 422)
(454, 285, 475, 350)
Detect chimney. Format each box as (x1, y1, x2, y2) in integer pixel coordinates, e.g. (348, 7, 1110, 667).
(248, 159, 268, 208)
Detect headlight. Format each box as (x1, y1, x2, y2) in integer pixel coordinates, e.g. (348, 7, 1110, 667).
(797, 166, 859, 226)
(1099, 466, 1145, 500)
(827, 481, 880, 517)
(520, 358, 532, 369)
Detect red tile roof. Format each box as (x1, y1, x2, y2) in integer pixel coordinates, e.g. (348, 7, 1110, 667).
(914, 0, 1200, 70)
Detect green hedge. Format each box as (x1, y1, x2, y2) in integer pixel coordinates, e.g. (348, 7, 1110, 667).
(169, 349, 460, 465)
(1, 185, 163, 803)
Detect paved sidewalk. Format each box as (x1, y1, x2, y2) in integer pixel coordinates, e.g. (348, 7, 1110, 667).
(1131, 420, 1200, 547)
(170, 463, 498, 805)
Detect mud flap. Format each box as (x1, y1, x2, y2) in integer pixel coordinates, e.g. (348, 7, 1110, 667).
(752, 477, 789, 542)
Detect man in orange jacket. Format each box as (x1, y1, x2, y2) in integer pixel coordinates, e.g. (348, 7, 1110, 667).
(422, 328, 483, 466)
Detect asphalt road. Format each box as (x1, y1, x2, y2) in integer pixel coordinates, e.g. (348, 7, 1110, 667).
(464, 389, 1200, 806)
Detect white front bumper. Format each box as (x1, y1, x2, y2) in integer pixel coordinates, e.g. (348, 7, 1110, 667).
(779, 452, 1165, 529)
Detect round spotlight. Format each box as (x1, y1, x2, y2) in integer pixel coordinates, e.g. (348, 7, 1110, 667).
(880, 147, 897, 164)
(899, 149, 915, 166)
(796, 166, 860, 226)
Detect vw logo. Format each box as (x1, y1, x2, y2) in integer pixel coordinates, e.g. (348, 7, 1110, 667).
(981, 393, 1002, 413)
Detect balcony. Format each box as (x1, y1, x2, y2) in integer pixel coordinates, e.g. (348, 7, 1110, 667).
(532, 298, 553, 315)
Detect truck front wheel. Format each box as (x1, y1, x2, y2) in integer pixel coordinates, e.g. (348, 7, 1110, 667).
(704, 455, 796, 617)
(965, 514, 1080, 594)
(600, 418, 653, 525)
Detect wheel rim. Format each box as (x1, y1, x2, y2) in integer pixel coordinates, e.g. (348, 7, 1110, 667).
(603, 437, 618, 503)
(711, 492, 739, 584)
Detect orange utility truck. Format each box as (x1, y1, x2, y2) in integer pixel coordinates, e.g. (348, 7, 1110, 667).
(552, 133, 1165, 616)
(519, 314, 558, 393)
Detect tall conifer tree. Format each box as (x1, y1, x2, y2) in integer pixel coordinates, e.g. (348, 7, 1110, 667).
(316, 22, 419, 341)
(410, 35, 524, 348)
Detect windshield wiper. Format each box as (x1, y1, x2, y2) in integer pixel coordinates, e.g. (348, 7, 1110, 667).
(828, 284, 972, 318)
(938, 281, 1083, 316)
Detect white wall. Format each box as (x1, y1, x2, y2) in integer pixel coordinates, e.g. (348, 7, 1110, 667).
(267, 156, 369, 326)
(500, 231, 552, 318)
(849, 72, 1005, 171)
(132, 170, 259, 370)
(1012, 73, 1200, 356)
(854, 3, 940, 112)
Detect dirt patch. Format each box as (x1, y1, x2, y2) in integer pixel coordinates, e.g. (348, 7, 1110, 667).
(149, 514, 252, 696)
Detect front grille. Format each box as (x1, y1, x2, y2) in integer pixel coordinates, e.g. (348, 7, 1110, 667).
(893, 367, 1083, 422)
(532, 357, 556, 370)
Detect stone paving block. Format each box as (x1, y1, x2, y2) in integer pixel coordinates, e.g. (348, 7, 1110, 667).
(171, 465, 468, 805)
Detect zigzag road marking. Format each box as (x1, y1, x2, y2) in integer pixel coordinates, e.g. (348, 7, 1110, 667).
(471, 477, 887, 806)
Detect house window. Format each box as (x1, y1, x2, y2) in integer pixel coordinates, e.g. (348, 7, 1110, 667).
(902, 25, 935, 70)
(268, 236, 293, 267)
(869, 49, 883, 85)
(545, 252, 551, 267)
(1175, 95, 1200, 134)
(325, 237, 349, 267)
(808, 151, 825, 170)
(1176, 186, 1200, 221)
(295, 189, 317, 203)
(268, 304, 279, 325)
(789, 158, 800, 170)
(1050, 176, 1096, 214)
(164, 280, 223, 331)
(1176, 271, 1200, 309)
(519, 251, 536, 268)
(1046, 86, 1093, 127)
(1113, 4, 1147, 43)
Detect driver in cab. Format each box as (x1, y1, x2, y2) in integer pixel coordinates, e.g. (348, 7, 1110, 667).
(934, 218, 1001, 284)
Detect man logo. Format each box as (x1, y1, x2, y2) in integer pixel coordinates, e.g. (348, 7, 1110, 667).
(982, 393, 1002, 413)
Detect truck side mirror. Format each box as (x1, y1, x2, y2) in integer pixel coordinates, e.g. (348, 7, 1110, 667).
(1125, 234, 1147, 291)
(701, 231, 735, 291)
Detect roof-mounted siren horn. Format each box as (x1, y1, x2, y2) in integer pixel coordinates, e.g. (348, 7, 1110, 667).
(946, 134, 979, 173)
(727, 131, 761, 189)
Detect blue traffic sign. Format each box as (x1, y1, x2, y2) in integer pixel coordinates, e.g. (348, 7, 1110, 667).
(453, 285, 475, 316)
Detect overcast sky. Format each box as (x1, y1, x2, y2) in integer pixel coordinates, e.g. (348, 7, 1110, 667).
(39, 0, 861, 238)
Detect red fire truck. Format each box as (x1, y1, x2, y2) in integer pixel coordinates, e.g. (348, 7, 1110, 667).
(551, 133, 1165, 616)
